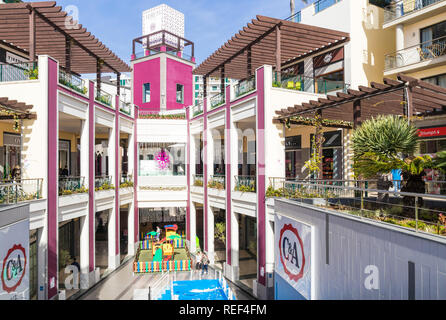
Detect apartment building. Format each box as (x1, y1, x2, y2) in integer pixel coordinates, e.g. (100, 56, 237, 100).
(0, 2, 137, 300)
(193, 75, 235, 107)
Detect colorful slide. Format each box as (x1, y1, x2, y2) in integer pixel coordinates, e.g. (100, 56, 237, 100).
(153, 248, 163, 262)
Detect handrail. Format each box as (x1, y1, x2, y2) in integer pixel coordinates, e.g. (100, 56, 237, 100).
(234, 75, 256, 99)
(0, 178, 43, 204)
(210, 92, 225, 109)
(0, 61, 38, 82)
(385, 34, 446, 70)
(95, 88, 114, 108)
(272, 72, 349, 94)
(383, 0, 445, 23)
(59, 69, 87, 95)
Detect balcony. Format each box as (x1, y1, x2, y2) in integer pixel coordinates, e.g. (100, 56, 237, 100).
(234, 176, 256, 193)
(192, 103, 204, 118)
(233, 75, 256, 100)
(119, 100, 132, 116)
(95, 176, 115, 192)
(59, 176, 87, 196)
(272, 72, 349, 94)
(193, 174, 204, 187)
(0, 178, 43, 205)
(0, 62, 38, 83)
(95, 88, 114, 108)
(59, 69, 88, 96)
(384, 35, 446, 72)
(314, 0, 341, 14)
(210, 92, 225, 109)
(208, 175, 226, 190)
(119, 174, 134, 189)
(383, 0, 446, 24)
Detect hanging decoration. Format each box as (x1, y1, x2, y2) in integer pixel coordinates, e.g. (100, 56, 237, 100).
(155, 149, 170, 170)
(0, 106, 21, 132)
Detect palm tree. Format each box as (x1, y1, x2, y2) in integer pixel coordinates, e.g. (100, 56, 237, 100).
(352, 115, 433, 207)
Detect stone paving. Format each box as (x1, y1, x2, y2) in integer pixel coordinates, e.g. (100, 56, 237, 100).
(78, 259, 256, 300)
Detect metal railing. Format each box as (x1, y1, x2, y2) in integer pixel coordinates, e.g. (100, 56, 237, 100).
(59, 176, 86, 196)
(286, 11, 301, 23)
(234, 175, 256, 192)
(59, 69, 87, 95)
(268, 179, 446, 237)
(210, 92, 225, 109)
(133, 51, 145, 60)
(272, 72, 350, 94)
(95, 176, 114, 191)
(0, 62, 38, 82)
(95, 88, 113, 108)
(315, 0, 341, 14)
(148, 271, 171, 300)
(234, 75, 256, 99)
(0, 178, 43, 205)
(119, 100, 132, 116)
(383, 0, 445, 23)
(385, 35, 446, 70)
(208, 175, 226, 190)
(192, 102, 204, 118)
(120, 174, 133, 188)
(193, 174, 204, 187)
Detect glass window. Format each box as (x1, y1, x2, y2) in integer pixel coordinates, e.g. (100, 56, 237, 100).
(422, 74, 446, 88)
(143, 83, 151, 103)
(176, 84, 184, 103)
(138, 142, 185, 176)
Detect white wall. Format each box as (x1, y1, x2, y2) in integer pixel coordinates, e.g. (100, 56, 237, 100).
(275, 199, 446, 300)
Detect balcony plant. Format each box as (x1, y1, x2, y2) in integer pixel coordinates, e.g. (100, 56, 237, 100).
(119, 181, 134, 188)
(207, 179, 225, 190)
(59, 186, 88, 196)
(24, 67, 38, 80)
(193, 179, 203, 187)
(95, 181, 115, 191)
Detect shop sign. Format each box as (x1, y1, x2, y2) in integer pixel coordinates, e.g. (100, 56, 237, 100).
(275, 215, 312, 300)
(285, 135, 302, 150)
(3, 133, 21, 147)
(313, 47, 344, 69)
(0, 220, 29, 300)
(418, 126, 446, 138)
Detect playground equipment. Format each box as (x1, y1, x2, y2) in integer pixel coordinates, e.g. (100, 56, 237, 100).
(164, 225, 178, 239)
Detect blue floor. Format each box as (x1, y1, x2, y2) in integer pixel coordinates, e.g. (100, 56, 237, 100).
(159, 280, 229, 300)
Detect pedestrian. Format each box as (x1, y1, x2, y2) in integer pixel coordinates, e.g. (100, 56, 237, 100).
(71, 257, 80, 272)
(195, 251, 202, 270)
(201, 252, 209, 275)
(156, 226, 161, 241)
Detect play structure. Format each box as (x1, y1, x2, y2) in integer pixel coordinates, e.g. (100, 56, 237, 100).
(134, 225, 191, 273)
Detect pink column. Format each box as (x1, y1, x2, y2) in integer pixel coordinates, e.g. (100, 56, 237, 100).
(186, 107, 191, 242)
(115, 96, 120, 256)
(256, 67, 266, 287)
(47, 57, 59, 299)
(134, 107, 139, 244)
(224, 85, 232, 265)
(88, 81, 95, 273)
(203, 98, 208, 252)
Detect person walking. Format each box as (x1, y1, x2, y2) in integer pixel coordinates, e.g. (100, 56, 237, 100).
(201, 252, 209, 275)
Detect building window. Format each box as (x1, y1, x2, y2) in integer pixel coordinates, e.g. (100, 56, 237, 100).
(176, 84, 184, 103)
(195, 84, 200, 90)
(138, 142, 186, 176)
(143, 83, 151, 103)
(422, 74, 446, 88)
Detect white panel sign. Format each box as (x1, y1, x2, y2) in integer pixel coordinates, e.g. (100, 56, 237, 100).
(275, 215, 311, 300)
(0, 219, 29, 300)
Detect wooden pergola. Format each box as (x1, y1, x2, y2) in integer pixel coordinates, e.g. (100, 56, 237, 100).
(193, 15, 349, 97)
(0, 97, 36, 120)
(274, 74, 446, 128)
(0, 1, 131, 94)
(273, 74, 446, 178)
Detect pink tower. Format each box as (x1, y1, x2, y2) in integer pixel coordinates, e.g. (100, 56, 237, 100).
(131, 30, 196, 114)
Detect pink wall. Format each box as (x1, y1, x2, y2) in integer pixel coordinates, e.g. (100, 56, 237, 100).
(133, 58, 161, 112)
(166, 57, 193, 111)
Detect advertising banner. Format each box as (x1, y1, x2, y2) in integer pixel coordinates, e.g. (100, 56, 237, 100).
(274, 215, 312, 300)
(0, 219, 29, 300)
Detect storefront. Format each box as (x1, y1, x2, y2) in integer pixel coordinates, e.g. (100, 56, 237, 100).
(58, 218, 80, 298)
(2, 132, 21, 180)
(311, 130, 343, 180)
(418, 125, 446, 194)
(138, 142, 186, 176)
(29, 229, 38, 300)
(285, 135, 303, 180)
(313, 47, 345, 94)
(59, 139, 71, 176)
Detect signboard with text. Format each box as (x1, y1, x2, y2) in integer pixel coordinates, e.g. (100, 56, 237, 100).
(0, 219, 29, 300)
(274, 215, 312, 300)
(418, 126, 446, 139)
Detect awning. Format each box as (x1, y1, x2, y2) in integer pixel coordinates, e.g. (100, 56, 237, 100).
(274, 74, 446, 126)
(0, 1, 131, 74)
(193, 15, 349, 80)
(0, 96, 36, 120)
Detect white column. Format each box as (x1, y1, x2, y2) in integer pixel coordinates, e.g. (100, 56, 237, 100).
(189, 202, 197, 254)
(396, 24, 404, 52)
(80, 119, 89, 185)
(206, 128, 215, 263)
(128, 133, 135, 180)
(107, 124, 118, 269)
(189, 134, 197, 253)
(37, 226, 47, 300)
(79, 216, 89, 289)
(127, 201, 135, 256)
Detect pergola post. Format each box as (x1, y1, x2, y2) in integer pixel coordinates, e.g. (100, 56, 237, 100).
(116, 72, 121, 97)
(220, 66, 225, 97)
(247, 47, 252, 78)
(275, 25, 281, 83)
(405, 85, 413, 122)
(96, 59, 102, 98)
(65, 36, 72, 74)
(353, 99, 361, 129)
(314, 109, 323, 180)
(204, 75, 208, 101)
(28, 7, 36, 63)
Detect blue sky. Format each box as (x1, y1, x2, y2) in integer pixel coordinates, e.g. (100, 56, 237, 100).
(52, 0, 312, 68)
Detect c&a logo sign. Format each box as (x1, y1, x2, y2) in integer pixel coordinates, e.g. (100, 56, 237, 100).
(279, 224, 305, 282)
(1, 244, 27, 293)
